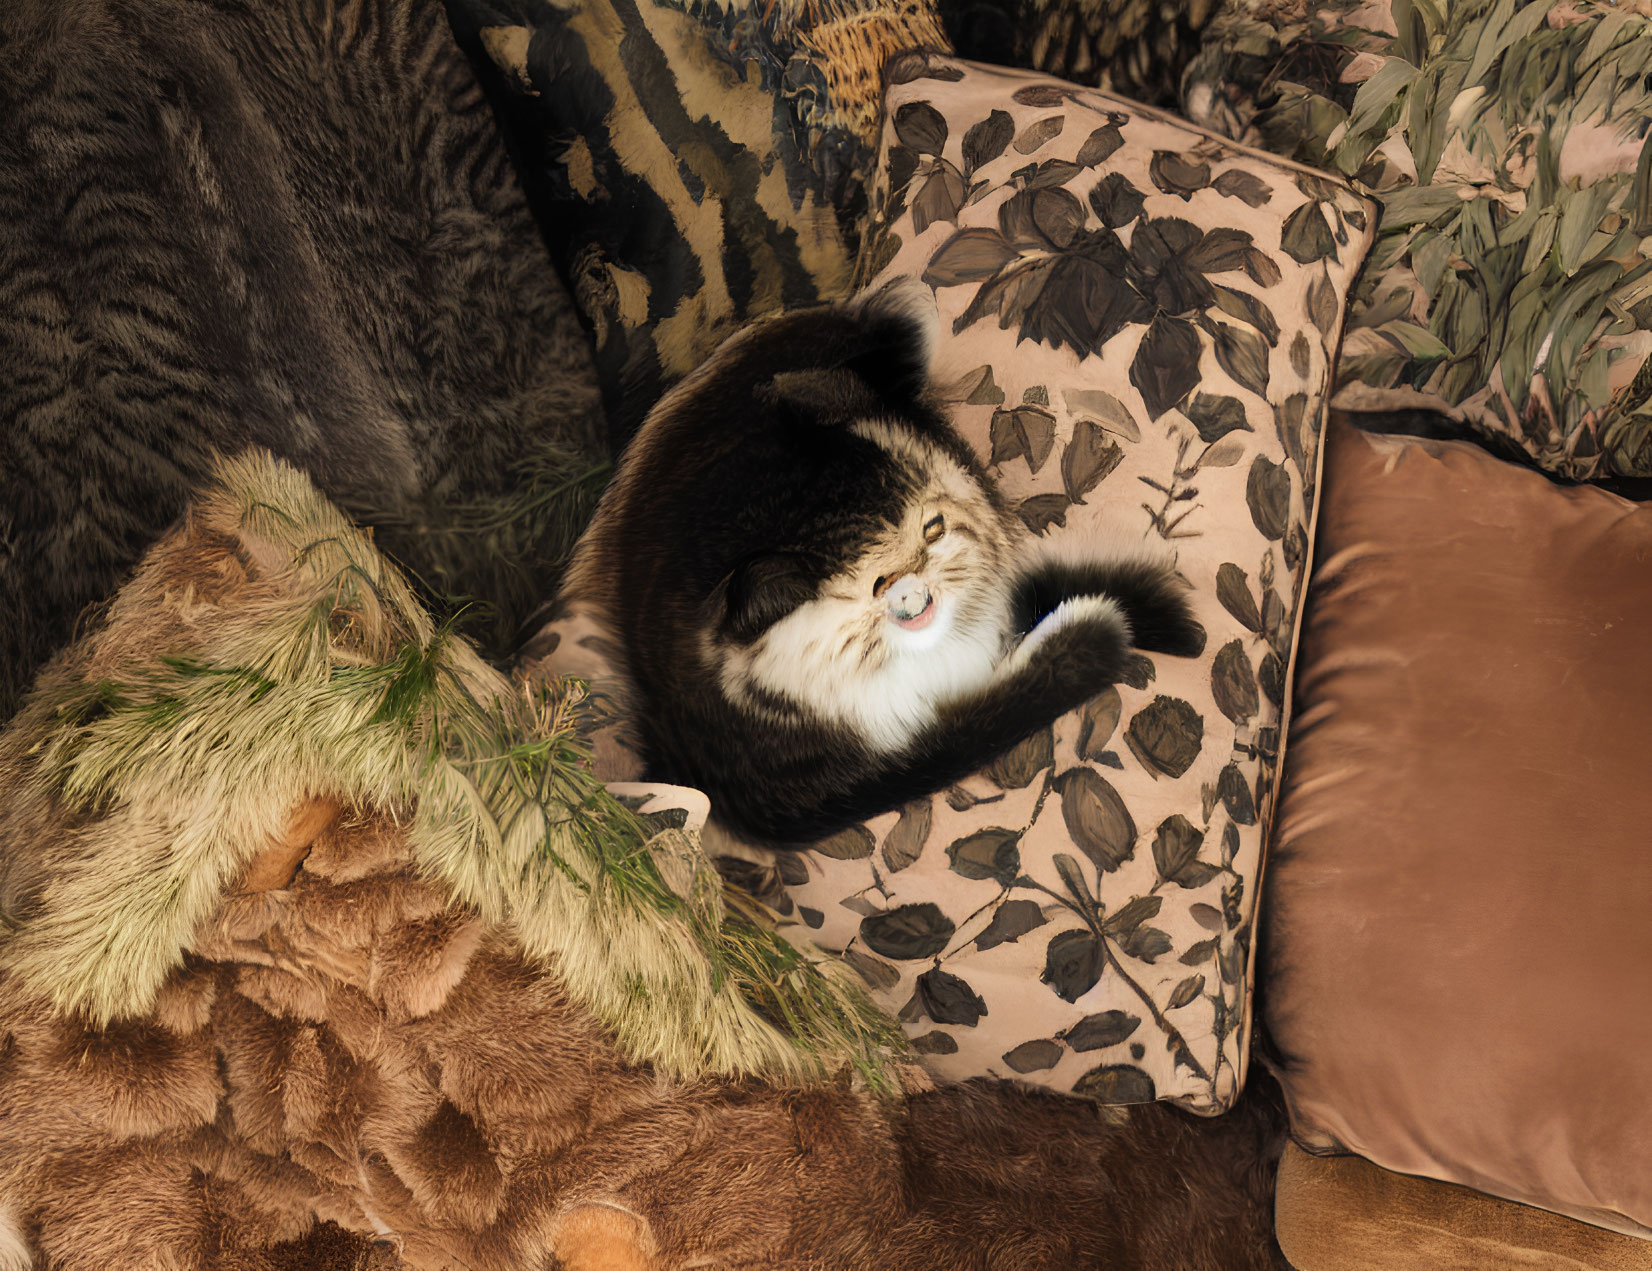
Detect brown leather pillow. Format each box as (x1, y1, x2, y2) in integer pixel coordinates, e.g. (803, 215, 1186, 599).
(1263, 419, 1652, 1239)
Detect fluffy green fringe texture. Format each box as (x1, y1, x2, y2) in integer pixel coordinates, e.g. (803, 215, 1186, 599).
(17, 451, 902, 1088)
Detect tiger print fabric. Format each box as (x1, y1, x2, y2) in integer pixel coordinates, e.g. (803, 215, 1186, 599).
(445, 0, 951, 449)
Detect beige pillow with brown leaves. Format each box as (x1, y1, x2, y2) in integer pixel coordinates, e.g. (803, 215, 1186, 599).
(526, 54, 1374, 1113)
(760, 54, 1375, 1113)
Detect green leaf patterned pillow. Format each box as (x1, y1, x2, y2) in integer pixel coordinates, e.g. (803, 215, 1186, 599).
(767, 54, 1375, 1114)
(1183, 0, 1652, 481)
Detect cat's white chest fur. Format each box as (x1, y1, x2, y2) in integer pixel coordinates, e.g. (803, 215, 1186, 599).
(729, 589, 1009, 754)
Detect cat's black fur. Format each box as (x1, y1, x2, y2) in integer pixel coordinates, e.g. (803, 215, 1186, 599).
(0, 0, 605, 721)
(566, 282, 1204, 846)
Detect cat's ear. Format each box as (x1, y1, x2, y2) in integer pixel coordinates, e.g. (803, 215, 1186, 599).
(717, 552, 819, 644)
(842, 275, 939, 410)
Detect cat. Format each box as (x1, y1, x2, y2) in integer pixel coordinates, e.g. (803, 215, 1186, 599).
(562, 277, 1203, 846)
(0, 0, 604, 723)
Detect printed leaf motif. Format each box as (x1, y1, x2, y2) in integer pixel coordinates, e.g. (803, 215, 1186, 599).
(1061, 420, 1124, 503)
(1306, 265, 1338, 336)
(1150, 150, 1211, 200)
(1218, 763, 1257, 826)
(1076, 122, 1124, 166)
(1191, 903, 1223, 931)
(1244, 249, 1284, 288)
(1023, 158, 1084, 189)
(1179, 937, 1219, 965)
(1063, 1009, 1140, 1050)
(1214, 170, 1272, 206)
(1210, 321, 1271, 398)
(989, 405, 1057, 474)
(860, 903, 955, 960)
(987, 726, 1054, 789)
(1216, 563, 1262, 632)
(1151, 813, 1202, 878)
(923, 228, 1020, 286)
(842, 948, 900, 990)
(1153, 814, 1220, 889)
(1168, 974, 1206, 1009)
(917, 967, 988, 1026)
(1130, 314, 1202, 420)
(1100, 894, 1162, 936)
(1281, 201, 1337, 264)
(1042, 929, 1103, 1002)
(1289, 331, 1311, 377)
(1073, 1064, 1156, 1103)
(1185, 393, 1251, 444)
(1124, 697, 1203, 779)
(912, 164, 966, 235)
(955, 364, 1005, 405)
(1075, 688, 1122, 759)
(947, 828, 1022, 885)
(775, 853, 809, 885)
(1212, 640, 1260, 725)
(1054, 768, 1137, 871)
(1182, 226, 1255, 273)
(1261, 586, 1287, 648)
(1014, 115, 1066, 154)
(813, 825, 875, 859)
(1011, 84, 1067, 107)
(1212, 285, 1280, 346)
(1088, 172, 1144, 227)
(976, 899, 1048, 951)
(894, 101, 948, 156)
(962, 110, 1014, 173)
(1064, 389, 1141, 440)
(1051, 853, 1095, 914)
(799, 907, 824, 929)
(910, 1030, 958, 1054)
(1119, 925, 1172, 962)
(1016, 493, 1070, 534)
(882, 799, 932, 872)
(1003, 1039, 1064, 1072)
(1259, 650, 1286, 708)
(1032, 187, 1085, 249)
(886, 146, 919, 197)
(1246, 456, 1291, 540)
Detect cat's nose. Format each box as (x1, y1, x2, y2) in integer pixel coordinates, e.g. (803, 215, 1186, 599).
(885, 575, 933, 623)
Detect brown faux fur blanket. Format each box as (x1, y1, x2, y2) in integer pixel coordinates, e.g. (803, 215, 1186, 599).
(0, 455, 1288, 1270)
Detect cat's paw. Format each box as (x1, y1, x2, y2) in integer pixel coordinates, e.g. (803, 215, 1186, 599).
(1007, 595, 1127, 672)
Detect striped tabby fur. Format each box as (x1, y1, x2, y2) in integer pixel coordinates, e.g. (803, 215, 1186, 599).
(0, 0, 604, 720)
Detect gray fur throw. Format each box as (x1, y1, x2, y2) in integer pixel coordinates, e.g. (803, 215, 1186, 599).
(0, 0, 606, 721)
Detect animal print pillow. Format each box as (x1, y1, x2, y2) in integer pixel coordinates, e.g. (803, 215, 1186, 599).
(764, 53, 1375, 1113)
(1183, 0, 1652, 481)
(444, 0, 949, 448)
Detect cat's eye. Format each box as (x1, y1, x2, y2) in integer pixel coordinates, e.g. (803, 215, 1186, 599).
(923, 514, 945, 543)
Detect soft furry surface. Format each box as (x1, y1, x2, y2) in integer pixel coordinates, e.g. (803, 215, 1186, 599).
(0, 0, 605, 721)
(0, 451, 1289, 1270)
(0, 451, 895, 1082)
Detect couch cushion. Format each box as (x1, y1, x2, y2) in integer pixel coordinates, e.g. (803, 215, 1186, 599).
(1263, 418, 1652, 1236)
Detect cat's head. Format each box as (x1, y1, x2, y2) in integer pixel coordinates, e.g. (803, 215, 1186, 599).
(703, 279, 1021, 742)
